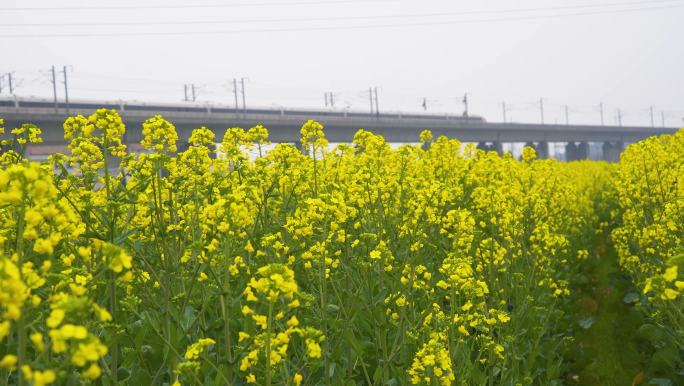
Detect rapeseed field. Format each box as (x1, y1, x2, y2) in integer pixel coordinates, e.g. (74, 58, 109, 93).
(0, 111, 681, 385)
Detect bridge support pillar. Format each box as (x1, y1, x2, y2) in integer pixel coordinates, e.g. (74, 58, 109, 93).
(477, 142, 503, 155)
(602, 141, 623, 163)
(537, 141, 549, 159)
(491, 141, 503, 155)
(566, 142, 589, 162)
(578, 142, 589, 160)
(567, 142, 577, 161)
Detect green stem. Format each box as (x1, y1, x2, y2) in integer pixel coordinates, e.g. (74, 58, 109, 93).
(16, 204, 27, 386)
(222, 243, 234, 385)
(345, 251, 352, 380)
(266, 300, 273, 386)
(449, 286, 456, 366)
(109, 270, 118, 385)
(102, 133, 120, 386)
(153, 172, 175, 381)
(319, 254, 330, 386)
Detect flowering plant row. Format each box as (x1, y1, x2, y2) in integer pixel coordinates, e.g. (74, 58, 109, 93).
(612, 129, 684, 381)
(0, 112, 616, 386)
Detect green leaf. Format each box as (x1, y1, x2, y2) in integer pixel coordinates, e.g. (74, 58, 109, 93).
(114, 227, 138, 245)
(216, 365, 228, 386)
(144, 311, 161, 333)
(357, 309, 374, 325)
(168, 303, 180, 323)
(95, 208, 111, 227)
(385, 379, 398, 386)
(134, 325, 147, 351)
(115, 198, 138, 205)
(230, 292, 245, 307)
(666, 254, 684, 268)
(637, 324, 661, 342)
(81, 231, 106, 241)
(577, 317, 595, 329)
(115, 180, 130, 194)
(55, 161, 69, 177)
(471, 364, 485, 384)
(116, 364, 132, 382)
(169, 325, 181, 358)
(651, 345, 676, 373)
(129, 364, 152, 386)
(373, 288, 388, 305)
(181, 306, 197, 332)
(104, 332, 126, 348)
(623, 292, 640, 304)
(649, 379, 673, 386)
(372, 367, 383, 384)
(342, 331, 365, 356)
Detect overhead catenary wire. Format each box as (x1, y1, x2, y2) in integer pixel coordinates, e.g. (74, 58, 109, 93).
(15, 78, 350, 100)
(62, 87, 323, 101)
(67, 84, 180, 92)
(1, 4, 682, 38)
(60, 73, 335, 94)
(72, 72, 182, 85)
(67, 87, 184, 95)
(1, 0, 681, 27)
(7, 70, 679, 108)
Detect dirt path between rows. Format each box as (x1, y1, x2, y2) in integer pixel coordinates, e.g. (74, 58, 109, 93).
(566, 239, 648, 386)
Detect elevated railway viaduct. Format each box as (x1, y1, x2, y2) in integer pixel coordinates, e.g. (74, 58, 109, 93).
(1, 101, 678, 162)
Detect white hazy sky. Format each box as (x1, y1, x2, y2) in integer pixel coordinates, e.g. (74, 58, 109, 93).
(0, 0, 682, 127)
